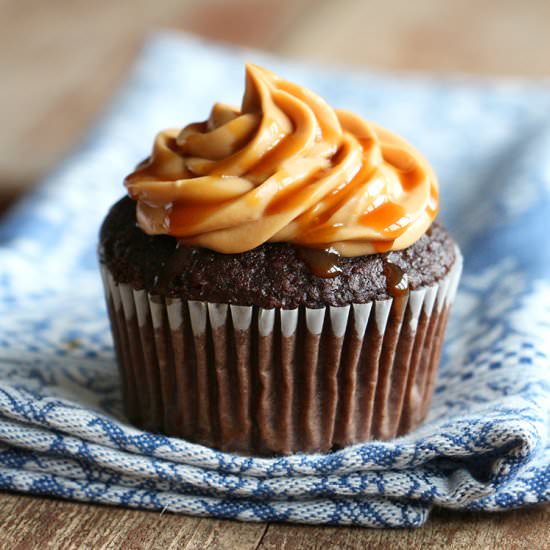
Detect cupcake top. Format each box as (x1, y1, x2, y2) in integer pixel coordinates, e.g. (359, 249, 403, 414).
(125, 65, 438, 257)
(100, 197, 456, 308)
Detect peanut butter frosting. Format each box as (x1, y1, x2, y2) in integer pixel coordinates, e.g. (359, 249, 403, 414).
(125, 65, 439, 256)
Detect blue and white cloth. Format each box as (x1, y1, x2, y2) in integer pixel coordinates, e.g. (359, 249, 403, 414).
(0, 33, 549, 528)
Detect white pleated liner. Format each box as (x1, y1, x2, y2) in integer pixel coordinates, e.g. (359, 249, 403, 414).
(100, 247, 463, 453)
(107, 248, 463, 341)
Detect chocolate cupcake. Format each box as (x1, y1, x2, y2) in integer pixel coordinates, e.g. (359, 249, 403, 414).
(98, 65, 462, 456)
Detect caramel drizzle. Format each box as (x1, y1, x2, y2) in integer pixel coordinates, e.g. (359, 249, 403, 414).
(125, 65, 439, 257)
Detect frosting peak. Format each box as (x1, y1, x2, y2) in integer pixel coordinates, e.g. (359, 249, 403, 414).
(125, 64, 438, 256)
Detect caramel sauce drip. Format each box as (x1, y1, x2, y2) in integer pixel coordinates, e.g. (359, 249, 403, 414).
(298, 246, 342, 278)
(383, 261, 409, 298)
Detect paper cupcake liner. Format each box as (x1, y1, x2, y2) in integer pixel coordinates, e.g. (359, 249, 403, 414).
(100, 250, 462, 456)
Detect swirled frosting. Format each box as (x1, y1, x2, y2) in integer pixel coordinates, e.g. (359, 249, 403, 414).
(125, 65, 438, 256)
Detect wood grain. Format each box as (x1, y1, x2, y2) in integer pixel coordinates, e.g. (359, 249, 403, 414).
(1, 0, 549, 547)
(0, 0, 312, 196)
(259, 507, 550, 550)
(279, 0, 550, 76)
(2, 0, 550, 199)
(0, 493, 548, 550)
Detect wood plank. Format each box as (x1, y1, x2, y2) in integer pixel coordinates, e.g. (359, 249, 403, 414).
(0, 493, 548, 549)
(0, 0, 189, 189)
(3, 0, 549, 199)
(277, 0, 550, 76)
(182, 518, 267, 550)
(0, 492, 200, 549)
(0, 0, 314, 196)
(0, 492, 269, 550)
(258, 506, 550, 550)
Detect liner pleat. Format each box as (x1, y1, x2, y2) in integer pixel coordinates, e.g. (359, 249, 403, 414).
(101, 252, 462, 456)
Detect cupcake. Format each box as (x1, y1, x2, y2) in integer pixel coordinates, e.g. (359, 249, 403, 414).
(98, 65, 462, 456)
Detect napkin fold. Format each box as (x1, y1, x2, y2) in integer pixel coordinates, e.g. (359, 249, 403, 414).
(0, 33, 549, 527)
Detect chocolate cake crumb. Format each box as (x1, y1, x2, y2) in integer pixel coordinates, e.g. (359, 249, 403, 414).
(99, 196, 457, 309)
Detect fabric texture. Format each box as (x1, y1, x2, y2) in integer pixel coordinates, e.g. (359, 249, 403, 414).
(0, 33, 549, 527)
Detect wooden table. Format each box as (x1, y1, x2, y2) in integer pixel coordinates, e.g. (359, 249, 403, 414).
(1, 1, 549, 547)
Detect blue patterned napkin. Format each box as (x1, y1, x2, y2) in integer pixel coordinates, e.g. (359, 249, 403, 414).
(1, 33, 549, 528)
